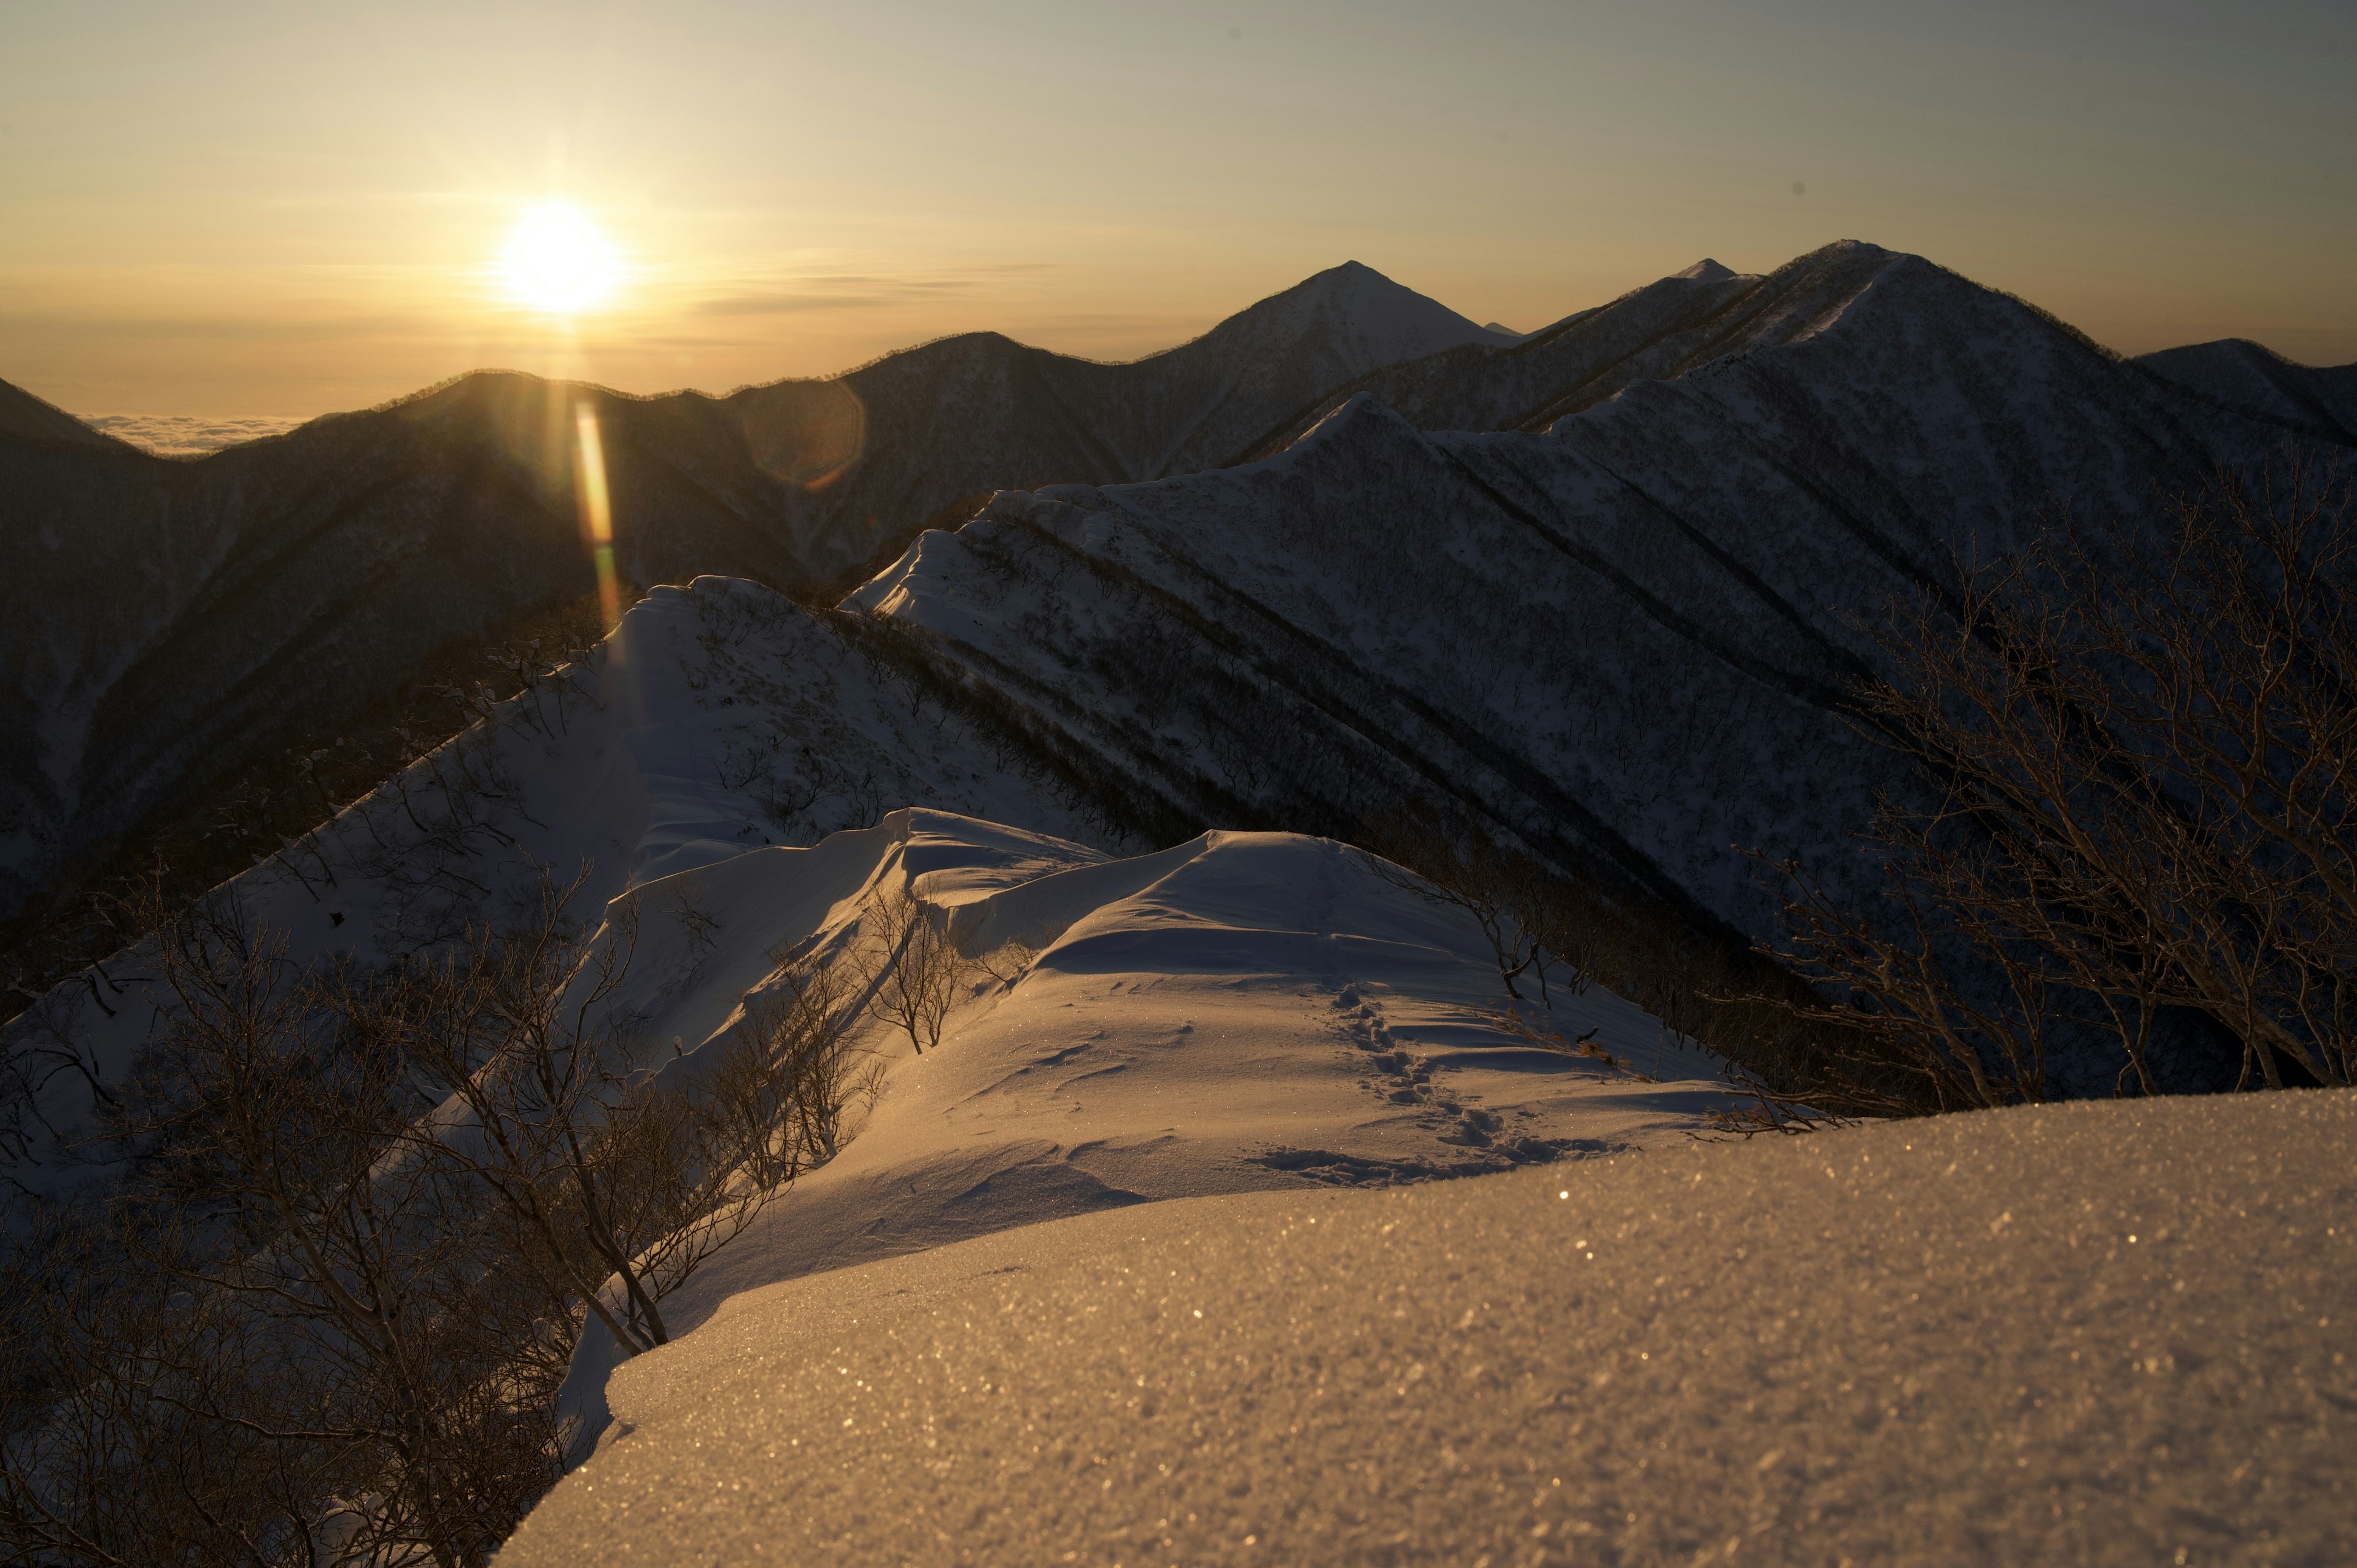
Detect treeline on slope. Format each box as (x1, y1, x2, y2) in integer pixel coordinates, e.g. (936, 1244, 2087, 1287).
(0, 857, 1011, 1565)
(0, 589, 638, 1034)
(1342, 462, 2356, 1118)
(1760, 462, 2357, 1106)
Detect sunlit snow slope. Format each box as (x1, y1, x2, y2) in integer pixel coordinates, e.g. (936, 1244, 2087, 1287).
(544, 810, 1729, 1438)
(506, 1089, 2357, 1568)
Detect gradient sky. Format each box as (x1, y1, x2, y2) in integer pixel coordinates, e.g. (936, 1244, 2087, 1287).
(4, 0, 2352, 416)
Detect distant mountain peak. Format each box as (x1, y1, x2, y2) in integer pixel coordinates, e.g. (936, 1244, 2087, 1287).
(1674, 258, 1737, 283)
(1206, 261, 1519, 370)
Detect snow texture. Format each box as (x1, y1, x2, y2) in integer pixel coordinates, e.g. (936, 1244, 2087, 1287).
(504, 1089, 2357, 1567)
(548, 814, 1732, 1446)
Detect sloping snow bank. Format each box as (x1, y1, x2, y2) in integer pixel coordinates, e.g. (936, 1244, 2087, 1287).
(554, 817, 1733, 1446)
(503, 1091, 2355, 1567)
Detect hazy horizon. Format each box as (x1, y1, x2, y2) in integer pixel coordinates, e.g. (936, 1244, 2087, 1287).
(6, 0, 2353, 418)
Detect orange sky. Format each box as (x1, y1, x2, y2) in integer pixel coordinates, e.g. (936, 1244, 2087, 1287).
(4, 0, 2351, 417)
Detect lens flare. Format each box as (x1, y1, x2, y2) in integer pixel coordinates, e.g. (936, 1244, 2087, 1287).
(573, 405, 621, 631)
(505, 203, 618, 313)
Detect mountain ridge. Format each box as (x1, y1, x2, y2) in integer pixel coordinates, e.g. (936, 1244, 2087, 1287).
(5, 242, 2352, 1067)
(0, 260, 1506, 941)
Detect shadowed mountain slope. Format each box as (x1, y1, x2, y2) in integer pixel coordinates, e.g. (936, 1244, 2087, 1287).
(0, 380, 135, 454)
(840, 245, 2350, 1084)
(2134, 337, 2357, 443)
(12, 242, 2343, 1114)
(0, 264, 1503, 927)
(1231, 240, 1995, 458)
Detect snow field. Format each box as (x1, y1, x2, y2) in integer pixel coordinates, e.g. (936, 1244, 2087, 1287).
(505, 1089, 2357, 1567)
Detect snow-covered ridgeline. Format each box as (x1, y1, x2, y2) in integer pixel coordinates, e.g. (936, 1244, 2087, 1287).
(550, 809, 1733, 1453)
(0, 580, 1112, 1199)
(838, 245, 2349, 1089)
(0, 256, 1523, 926)
(10, 234, 2351, 1170)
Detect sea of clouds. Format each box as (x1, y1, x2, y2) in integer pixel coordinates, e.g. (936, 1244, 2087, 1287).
(82, 412, 311, 457)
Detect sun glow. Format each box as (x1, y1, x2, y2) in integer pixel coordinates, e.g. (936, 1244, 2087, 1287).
(503, 203, 619, 314)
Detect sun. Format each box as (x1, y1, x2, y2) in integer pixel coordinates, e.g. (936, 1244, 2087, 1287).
(503, 203, 618, 314)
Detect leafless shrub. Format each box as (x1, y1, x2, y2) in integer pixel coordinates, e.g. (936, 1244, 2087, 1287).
(849, 883, 981, 1057)
(0, 889, 569, 1567)
(0, 862, 871, 1565)
(1763, 460, 2357, 1102)
(381, 871, 825, 1358)
(667, 874, 722, 967)
(720, 962, 881, 1184)
(1347, 814, 1906, 1118)
(1355, 816, 1582, 1005)
(970, 937, 1039, 989)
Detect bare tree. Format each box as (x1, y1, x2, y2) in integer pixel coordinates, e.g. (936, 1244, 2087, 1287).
(381, 873, 822, 1358)
(1355, 818, 1580, 1004)
(717, 960, 880, 1184)
(1765, 460, 2357, 1100)
(33, 889, 568, 1568)
(0, 863, 876, 1566)
(850, 883, 980, 1056)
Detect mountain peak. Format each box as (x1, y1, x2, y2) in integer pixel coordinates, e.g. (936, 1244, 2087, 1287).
(1206, 262, 1516, 374)
(1674, 258, 1737, 283)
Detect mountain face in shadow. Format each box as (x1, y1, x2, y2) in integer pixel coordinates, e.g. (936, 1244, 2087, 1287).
(0, 380, 137, 454)
(835, 243, 2349, 1084)
(0, 264, 1505, 926)
(2132, 338, 2357, 442)
(5, 239, 2351, 1085)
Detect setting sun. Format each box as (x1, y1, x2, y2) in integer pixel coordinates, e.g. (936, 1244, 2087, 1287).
(501, 203, 618, 314)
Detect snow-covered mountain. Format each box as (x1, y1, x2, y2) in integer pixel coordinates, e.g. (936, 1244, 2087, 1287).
(6, 240, 2352, 1105)
(0, 263, 1500, 935)
(7, 238, 2354, 1567)
(0, 238, 2331, 1182)
(837, 244, 2348, 1081)
(0, 577, 1725, 1203)
(1229, 250, 1783, 455)
(2134, 337, 2357, 441)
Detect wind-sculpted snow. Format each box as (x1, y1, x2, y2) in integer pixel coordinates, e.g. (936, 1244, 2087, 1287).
(550, 817, 1730, 1450)
(0, 580, 1110, 1195)
(503, 1089, 2357, 1568)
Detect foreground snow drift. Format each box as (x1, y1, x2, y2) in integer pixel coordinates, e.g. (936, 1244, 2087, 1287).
(506, 1090, 2356, 1567)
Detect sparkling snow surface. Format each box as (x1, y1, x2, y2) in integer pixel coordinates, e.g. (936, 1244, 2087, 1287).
(506, 1090, 2356, 1567)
